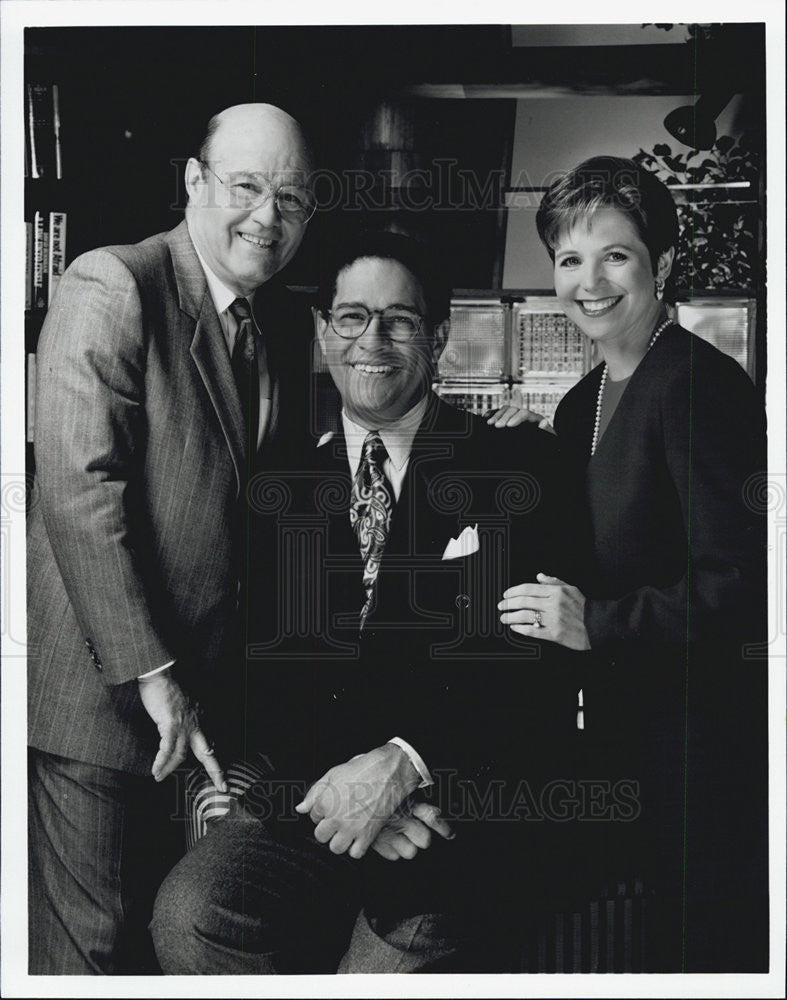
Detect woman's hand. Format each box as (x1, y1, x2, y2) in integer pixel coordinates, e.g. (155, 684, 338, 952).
(486, 405, 555, 433)
(498, 572, 591, 650)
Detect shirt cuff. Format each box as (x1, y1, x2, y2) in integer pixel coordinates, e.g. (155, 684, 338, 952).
(388, 737, 433, 788)
(138, 660, 175, 679)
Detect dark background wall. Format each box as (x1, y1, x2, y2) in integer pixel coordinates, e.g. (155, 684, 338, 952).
(25, 24, 765, 293)
(26, 26, 518, 287)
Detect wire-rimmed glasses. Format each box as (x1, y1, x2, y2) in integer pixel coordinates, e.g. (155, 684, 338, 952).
(199, 161, 316, 224)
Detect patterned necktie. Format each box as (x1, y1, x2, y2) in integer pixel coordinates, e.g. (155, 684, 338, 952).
(350, 431, 394, 630)
(228, 297, 259, 458)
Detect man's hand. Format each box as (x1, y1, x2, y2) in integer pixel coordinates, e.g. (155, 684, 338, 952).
(137, 671, 227, 791)
(295, 744, 421, 860)
(371, 800, 455, 861)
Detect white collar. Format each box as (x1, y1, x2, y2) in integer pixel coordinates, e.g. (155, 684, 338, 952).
(340, 396, 430, 475)
(190, 231, 253, 318)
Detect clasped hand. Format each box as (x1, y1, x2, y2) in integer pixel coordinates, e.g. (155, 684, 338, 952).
(370, 799, 455, 861)
(295, 743, 425, 860)
(137, 670, 227, 792)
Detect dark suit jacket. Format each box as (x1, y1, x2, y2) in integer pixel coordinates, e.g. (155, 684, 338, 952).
(554, 325, 766, 702)
(244, 395, 585, 787)
(239, 395, 589, 922)
(27, 220, 312, 774)
(552, 325, 768, 912)
(555, 324, 766, 653)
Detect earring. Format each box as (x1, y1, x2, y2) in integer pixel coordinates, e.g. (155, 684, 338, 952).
(655, 277, 665, 301)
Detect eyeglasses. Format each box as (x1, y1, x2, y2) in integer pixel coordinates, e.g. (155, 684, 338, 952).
(199, 161, 316, 224)
(328, 306, 426, 342)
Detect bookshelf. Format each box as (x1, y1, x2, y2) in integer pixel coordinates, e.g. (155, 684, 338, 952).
(25, 62, 68, 475)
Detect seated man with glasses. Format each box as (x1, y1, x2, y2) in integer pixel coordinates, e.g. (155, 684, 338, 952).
(151, 230, 587, 974)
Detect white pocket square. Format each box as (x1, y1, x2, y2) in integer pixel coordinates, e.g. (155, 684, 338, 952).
(441, 524, 479, 560)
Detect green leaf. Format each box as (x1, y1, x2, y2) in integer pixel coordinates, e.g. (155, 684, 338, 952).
(715, 135, 735, 154)
(653, 143, 672, 156)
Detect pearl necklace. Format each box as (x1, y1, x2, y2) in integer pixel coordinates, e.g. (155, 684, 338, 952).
(590, 318, 672, 456)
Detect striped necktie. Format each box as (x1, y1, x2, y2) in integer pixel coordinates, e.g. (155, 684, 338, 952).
(228, 296, 259, 458)
(350, 431, 394, 630)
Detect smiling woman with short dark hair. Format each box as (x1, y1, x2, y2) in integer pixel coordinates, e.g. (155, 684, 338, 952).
(498, 156, 768, 971)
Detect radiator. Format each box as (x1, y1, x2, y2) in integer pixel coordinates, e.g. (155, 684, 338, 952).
(519, 878, 649, 973)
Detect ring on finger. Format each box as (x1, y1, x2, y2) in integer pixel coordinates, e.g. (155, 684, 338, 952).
(532, 610, 544, 628)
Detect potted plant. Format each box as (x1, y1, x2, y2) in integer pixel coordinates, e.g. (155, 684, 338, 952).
(632, 135, 760, 293)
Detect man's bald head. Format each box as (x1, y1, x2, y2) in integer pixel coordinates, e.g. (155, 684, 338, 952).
(185, 103, 315, 295)
(199, 104, 314, 174)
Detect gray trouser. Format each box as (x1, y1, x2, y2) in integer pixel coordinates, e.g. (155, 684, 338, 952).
(28, 747, 182, 974)
(151, 787, 517, 974)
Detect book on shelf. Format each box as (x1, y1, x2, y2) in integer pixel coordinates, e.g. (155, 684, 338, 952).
(29, 211, 66, 310)
(26, 82, 62, 180)
(48, 212, 67, 305)
(27, 353, 37, 443)
(32, 211, 46, 309)
(25, 222, 33, 310)
(53, 84, 63, 179)
(42, 229, 50, 306)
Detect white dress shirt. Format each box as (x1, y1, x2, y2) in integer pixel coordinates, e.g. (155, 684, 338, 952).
(339, 395, 429, 501)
